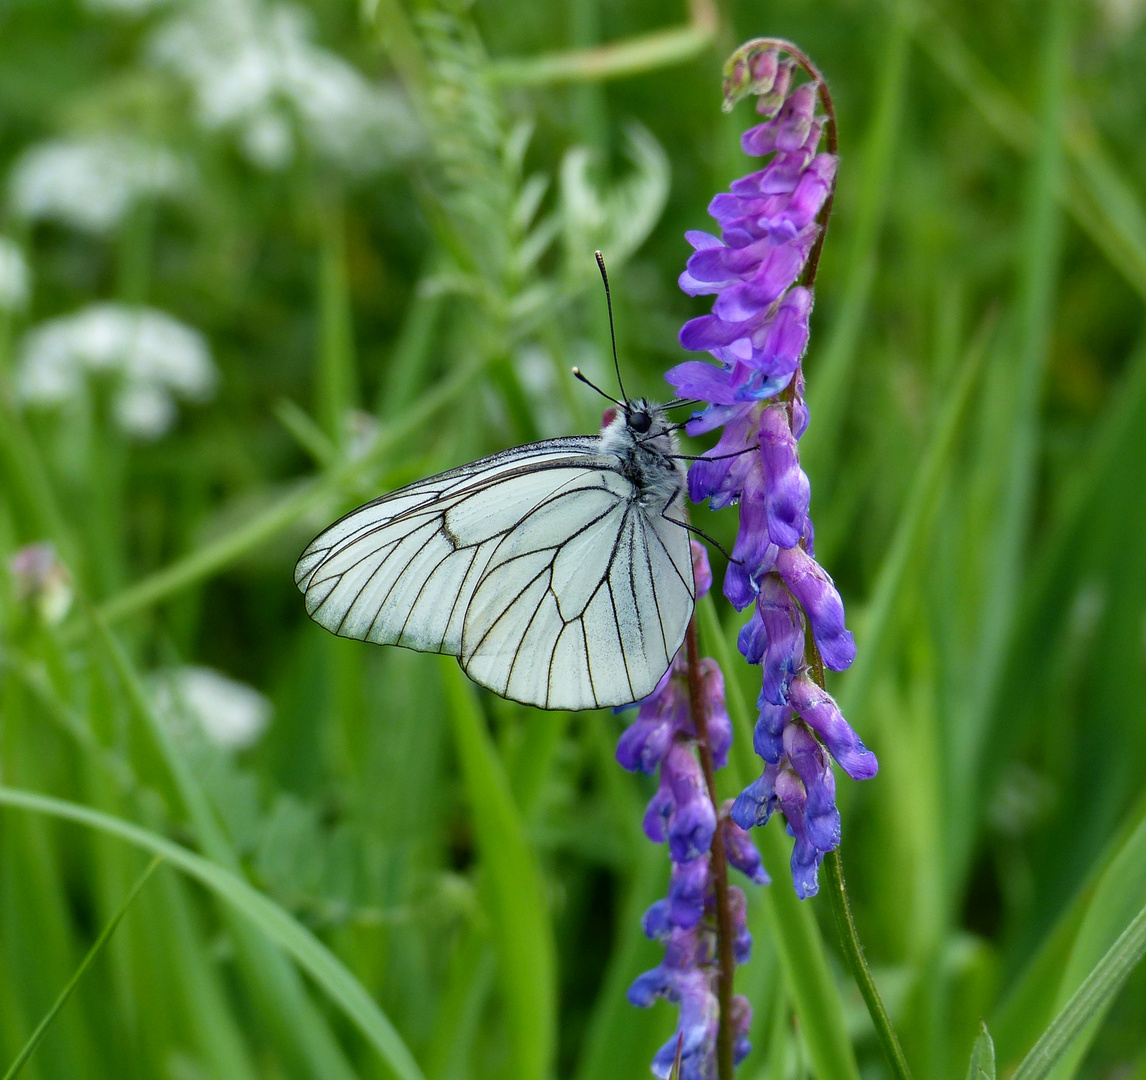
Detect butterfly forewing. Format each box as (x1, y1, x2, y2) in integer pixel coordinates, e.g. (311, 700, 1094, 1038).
(295, 426, 695, 711)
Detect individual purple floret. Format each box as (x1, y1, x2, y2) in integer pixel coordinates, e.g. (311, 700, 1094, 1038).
(666, 41, 877, 899)
(618, 541, 765, 1077)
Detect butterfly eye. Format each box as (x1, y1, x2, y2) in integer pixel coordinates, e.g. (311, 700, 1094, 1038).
(629, 410, 652, 434)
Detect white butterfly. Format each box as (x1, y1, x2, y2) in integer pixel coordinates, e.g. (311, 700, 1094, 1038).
(294, 398, 695, 711)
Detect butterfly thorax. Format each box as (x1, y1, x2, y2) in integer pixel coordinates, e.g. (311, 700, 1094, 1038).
(598, 399, 686, 511)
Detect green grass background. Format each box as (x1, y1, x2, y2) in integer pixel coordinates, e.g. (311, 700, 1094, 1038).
(1, 0, 1145, 1077)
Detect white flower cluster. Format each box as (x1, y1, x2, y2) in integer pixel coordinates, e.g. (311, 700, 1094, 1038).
(16, 303, 217, 439)
(152, 666, 272, 750)
(148, 0, 419, 173)
(0, 238, 30, 310)
(9, 137, 187, 234)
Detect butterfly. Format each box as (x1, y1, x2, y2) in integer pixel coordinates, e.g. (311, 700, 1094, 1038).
(294, 396, 694, 711)
(295, 254, 702, 711)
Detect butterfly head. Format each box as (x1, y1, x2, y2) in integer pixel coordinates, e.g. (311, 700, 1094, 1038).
(599, 397, 680, 467)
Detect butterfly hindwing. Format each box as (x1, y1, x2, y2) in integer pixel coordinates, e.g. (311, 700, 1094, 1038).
(461, 478, 694, 711)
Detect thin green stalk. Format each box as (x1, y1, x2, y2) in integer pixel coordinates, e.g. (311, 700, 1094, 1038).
(822, 849, 913, 1080)
(805, 624, 912, 1079)
(1, 856, 162, 1080)
(486, 0, 717, 86)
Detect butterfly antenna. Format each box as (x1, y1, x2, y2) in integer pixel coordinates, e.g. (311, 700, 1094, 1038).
(595, 250, 628, 404)
(571, 366, 623, 407)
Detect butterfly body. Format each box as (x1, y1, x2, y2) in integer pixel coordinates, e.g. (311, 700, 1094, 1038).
(295, 401, 694, 711)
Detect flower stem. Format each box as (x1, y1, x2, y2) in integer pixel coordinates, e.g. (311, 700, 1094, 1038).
(685, 617, 736, 1080)
(804, 633, 912, 1080)
(823, 849, 913, 1080)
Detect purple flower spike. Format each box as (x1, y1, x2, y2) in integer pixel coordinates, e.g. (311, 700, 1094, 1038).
(670, 48, 880, 903)
(789, 675, 879, 780)
(628, 39, 878, 1080)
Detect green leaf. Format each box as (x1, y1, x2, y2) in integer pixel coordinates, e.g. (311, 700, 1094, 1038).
(967, 1021, 996, 1080)
(0, 786, 426, 1080)
(441, 661, 557, 1080)
(1012, 901, 1146, 1080)
(1, 856, 162, 1080)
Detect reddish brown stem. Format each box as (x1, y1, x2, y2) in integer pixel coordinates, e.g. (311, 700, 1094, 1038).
(684, 617, 736, 1080)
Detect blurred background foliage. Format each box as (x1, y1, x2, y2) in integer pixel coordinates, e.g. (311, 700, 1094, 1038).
(0, 0, 1144, 1077)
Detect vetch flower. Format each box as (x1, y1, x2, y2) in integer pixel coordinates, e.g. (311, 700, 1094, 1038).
(15, 303, 216, 439)
(619, 542, 765, 1077)
(9, 137, 187, 235)
(666, 40, 877, 899)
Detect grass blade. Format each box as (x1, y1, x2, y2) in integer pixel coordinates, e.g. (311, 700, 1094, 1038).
(441, 660, 557, 1080)
(837, 309, 994, 723)
(0, 786, 427, 1080)
(801, 0, 912, 486)
(1012, 903, 1146, 1080)
(945, 0, 1072, 883)
(1, 856, 162, 1080)
(95, 352, 490, 627)
(916, 9, 1146, 302)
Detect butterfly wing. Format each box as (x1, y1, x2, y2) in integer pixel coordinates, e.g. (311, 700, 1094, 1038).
(461, 481, 694, 710)
(295, 437, 602, 656)
(295, 436, 695, 711)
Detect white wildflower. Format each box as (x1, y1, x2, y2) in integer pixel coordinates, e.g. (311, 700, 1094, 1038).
(0, 238, 30, 310)
(9, 136, 187, 234)
(15, 303, 216, 439)
(148, 0, 419, 174)
(153, 666, 272, 750)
